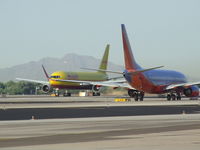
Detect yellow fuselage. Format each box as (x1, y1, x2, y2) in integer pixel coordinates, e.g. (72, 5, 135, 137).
(49, 71, 108, 89)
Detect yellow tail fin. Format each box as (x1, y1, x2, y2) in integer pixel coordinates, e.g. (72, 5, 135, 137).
(98, 44, 110, 71)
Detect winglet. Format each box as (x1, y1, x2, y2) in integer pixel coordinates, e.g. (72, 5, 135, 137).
(42, 65, 50, 80)
(98, 44, 110, 71)
(121, 24, 141, 70)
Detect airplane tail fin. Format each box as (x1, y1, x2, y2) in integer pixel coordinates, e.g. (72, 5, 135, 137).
(42, 65, 50, 80)
(98, 44, 110, 72)
(121, 24, 141, 71)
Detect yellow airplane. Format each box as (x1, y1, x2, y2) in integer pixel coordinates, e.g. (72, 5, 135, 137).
(17, 45, 110, 96)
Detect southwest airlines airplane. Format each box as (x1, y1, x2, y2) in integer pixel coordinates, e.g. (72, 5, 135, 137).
(117, 24, 200, 101)
(17, 45, 110, 96)
(74, 25, 200, 101)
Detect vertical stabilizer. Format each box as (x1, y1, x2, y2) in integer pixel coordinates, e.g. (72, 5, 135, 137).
(42, 65, 50, 80)
(98, 44, 110, 71)
(121, 24, 141, 70)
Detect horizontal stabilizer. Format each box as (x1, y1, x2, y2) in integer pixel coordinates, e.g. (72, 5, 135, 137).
(81, 67, 123, 74)
(128, 66, 164, 75)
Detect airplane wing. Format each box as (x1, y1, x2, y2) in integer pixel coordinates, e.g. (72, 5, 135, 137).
(166, 81, 200, 90)
(16, 77, 133, 89)
(51, 78, 133, 89)
(95, 79, 133, 89)
(16, 78, 49, 85)
(81, 66, 164, 75)
(128, 66, 164, 75)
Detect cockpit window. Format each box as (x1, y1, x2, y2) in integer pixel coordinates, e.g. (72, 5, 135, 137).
(50, 76, 60, 78)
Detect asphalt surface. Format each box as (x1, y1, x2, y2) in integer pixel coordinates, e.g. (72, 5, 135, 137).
(1, 105, 200, 120)
(0, 96, 200, 149)
(0, 115, 200, 149)
(0, 96, 200, 120)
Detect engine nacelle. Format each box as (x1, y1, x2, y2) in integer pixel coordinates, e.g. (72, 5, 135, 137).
(42, 85, 51, 93)
(183, 86, 199, 97)
(92, 85, 102, 92)
(128, 89, 138, 97)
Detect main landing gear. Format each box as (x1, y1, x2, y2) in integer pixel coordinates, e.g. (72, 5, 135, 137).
(53, 89, 71, 97)
(92, 92, 100, 96)
(63, 92, 71, 97)
(167, 93, 181, 101)
(128, 89, 144, 101)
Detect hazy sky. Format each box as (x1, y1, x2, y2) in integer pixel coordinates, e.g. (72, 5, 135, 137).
(0, 0, 200, 78)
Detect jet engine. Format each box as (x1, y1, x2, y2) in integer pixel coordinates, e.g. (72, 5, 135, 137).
(183, 86, 199, 97)
(92, 85, 102, 92)
(128, 89, 138, 97)
(42, 85, 51, 93)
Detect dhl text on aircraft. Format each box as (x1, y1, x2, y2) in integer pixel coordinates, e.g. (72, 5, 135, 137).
(17, 45, 112, 96)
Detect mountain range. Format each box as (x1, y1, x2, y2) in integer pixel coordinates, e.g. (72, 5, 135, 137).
(0, 53, 124, 82)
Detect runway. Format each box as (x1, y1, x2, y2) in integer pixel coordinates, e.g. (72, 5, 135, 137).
(0, 96, 200, 120)
(0, 96, 200, 149)
(0, 114, 200, 150)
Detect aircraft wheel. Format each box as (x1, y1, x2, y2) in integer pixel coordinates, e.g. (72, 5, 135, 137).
(167, 94, 171, 101)
(63, 93, 71, 97)
(139, 92, 144, 101)
(177, 93, 181, 100)
(93, 92, 100, 96)
(171, 94, 176, 100)
(55, 93, 59, 97)
(134, 94, 139, 101)
(177, 96, 181, 100)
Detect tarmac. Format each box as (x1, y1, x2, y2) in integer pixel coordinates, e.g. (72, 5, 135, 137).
(0, 96, 200, 120)
(0, 95, 200, 149)
(0, 114, 200, 150)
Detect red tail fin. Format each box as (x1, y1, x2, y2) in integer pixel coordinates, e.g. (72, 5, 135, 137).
(121, 24, 140, 70)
